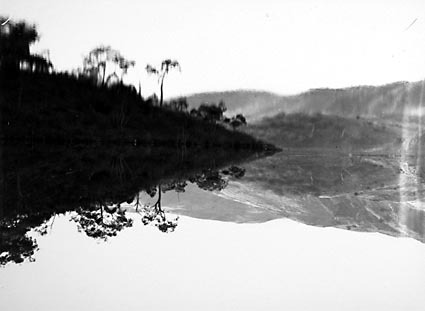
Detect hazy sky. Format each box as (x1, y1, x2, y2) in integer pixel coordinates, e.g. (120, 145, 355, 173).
(3, 0, 425, 97)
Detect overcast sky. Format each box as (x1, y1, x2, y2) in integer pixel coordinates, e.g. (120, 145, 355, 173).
(3, 0, 425, 97)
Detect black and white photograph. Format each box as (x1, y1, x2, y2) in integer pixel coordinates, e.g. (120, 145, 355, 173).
(1, 1, 425, 310)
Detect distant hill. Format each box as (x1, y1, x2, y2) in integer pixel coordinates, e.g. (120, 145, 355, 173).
(186, 81, 425, 122)
(186, 90, 284, 121)
(244, 113, 401, 152)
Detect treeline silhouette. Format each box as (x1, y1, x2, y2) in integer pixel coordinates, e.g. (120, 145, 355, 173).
(0, 16, 278, 265)
(0, 17, 254, 147)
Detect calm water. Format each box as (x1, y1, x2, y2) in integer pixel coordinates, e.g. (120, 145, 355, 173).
(1, 146, 425, 310)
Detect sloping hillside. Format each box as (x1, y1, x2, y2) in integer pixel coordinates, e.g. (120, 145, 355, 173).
(0, 70, 274, 150)
(244, 112, 401, 152)
(186, 81, 425, 122)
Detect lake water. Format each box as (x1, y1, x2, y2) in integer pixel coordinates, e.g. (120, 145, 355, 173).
(1, 146, 425, 310)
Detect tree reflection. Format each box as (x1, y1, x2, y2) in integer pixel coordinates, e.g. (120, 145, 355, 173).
(0, 229, 37, 265)
(137, 185, 179, 233)
(70, 164, 246, 237)
(190, 166, 245, 191)
(71, 202, 133, 240)
(221, 165, 246, 179)
(0, 163, 248, 265)
(0, 215, 40, 264)
(0, 141, 257, 265)
(133, 166, 246, 233)
(190, 169, 226, 191)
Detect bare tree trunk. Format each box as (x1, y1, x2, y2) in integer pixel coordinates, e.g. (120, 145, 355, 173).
(157, 184, 162, 210)
(160, 76, 165, 108)
(101, 63, 106, 86)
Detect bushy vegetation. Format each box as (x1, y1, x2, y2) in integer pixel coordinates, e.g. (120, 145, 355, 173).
(188, 100, 248, 130)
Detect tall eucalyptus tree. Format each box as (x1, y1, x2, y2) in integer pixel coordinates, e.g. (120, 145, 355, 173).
(146, 59, 181, 107)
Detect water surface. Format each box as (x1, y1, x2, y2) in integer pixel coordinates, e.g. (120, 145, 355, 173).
(1, 144, 425, 310)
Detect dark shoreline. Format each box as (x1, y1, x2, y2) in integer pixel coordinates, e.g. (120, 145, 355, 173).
(0, 70, 278, 152)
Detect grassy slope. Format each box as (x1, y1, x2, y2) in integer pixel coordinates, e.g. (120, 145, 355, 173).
(244, 112, 401, 152)
(0, 70, 273, 150)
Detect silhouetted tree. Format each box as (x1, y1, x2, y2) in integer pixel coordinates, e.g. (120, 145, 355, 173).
(0, 16, 52, 73)
(176, 97, 188, 112)
(167, 97, 188, 112)
(196, 102, 227, 122)
(115, 54, 135, 82)
(226, 113, 247, 130)
(146, 59, 180, 108)
(83, 45, 135, 85)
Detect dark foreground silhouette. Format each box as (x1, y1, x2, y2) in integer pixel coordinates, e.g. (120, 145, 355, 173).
(0, 17, 261, 148)
(0, 143, 277, 265)
(0, 68, 272, 149)
(0, 16, 279, 266)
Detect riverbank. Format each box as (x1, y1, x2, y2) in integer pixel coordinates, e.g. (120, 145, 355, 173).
(0, 69, 276, 151)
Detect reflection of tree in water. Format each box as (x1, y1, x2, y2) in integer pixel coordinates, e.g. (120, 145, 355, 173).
(190, 169, 228, 191)
(190, 166, 245, 191)
(0, 213, 55, 265)
(71, 202, 133, 240)
(133, 166, 245, 233)
(0, 163, 246, 264)
(136, 185, 179, 233)
(67, 161, 135, 240)
(221, 166, 246, 179)
(0, 219, 38, 265)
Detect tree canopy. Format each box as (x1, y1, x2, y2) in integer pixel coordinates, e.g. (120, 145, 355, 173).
(146, 59, 181, 107)
(82, 45, 135, 85)
(0, 16, 39, 71)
